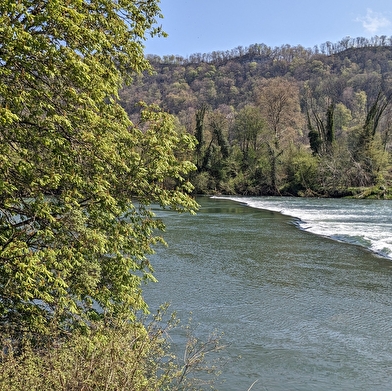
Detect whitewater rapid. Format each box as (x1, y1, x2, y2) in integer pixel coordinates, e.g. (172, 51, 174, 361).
(214, 196, 392, 260)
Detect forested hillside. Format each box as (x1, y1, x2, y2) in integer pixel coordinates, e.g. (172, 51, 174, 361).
(121, 36, 392, 197)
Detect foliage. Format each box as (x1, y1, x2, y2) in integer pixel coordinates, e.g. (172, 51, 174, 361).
(283, 146, 319, 196)
(255, 77, 303, 192)
(122, 37, 392, 196)
(0, 307, 224, 391)
(0, 0, 198, 343)
(233, 105, 265, 165)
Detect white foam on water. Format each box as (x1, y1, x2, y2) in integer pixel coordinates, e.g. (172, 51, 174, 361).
(214, 196, 392, 259)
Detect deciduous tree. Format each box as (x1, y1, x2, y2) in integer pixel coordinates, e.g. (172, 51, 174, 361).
(233, 105, 265, 169)
(255, 77, 303, 193)
(0, 0, 197, 343)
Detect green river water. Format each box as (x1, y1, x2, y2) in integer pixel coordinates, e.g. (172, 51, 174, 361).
(145, 197, 392, 390)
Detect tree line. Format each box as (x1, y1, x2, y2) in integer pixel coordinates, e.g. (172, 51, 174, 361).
(145, 35, 392, 65)
(121, 37, 392, 197)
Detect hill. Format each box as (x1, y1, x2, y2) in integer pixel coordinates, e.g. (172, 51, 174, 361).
(120, 36, 392, 197)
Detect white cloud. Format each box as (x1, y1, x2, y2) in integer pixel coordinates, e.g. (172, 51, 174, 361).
(356, 9, 391, 34)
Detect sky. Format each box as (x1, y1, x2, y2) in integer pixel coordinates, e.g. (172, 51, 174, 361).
(143, 0, 392, 57)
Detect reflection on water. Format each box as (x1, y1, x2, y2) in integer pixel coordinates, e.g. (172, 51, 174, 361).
(145, 197, 392, 391)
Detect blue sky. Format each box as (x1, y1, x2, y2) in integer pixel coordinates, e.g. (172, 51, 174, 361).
(144, 0, 392, 57)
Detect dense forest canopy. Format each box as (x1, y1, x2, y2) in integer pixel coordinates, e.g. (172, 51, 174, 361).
(120, 35, 392, 197)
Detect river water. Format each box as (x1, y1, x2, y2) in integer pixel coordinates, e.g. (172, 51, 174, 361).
(144, 196, 392, 391)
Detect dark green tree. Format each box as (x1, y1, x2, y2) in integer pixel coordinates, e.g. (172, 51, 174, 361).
(353, 87, 392, 185)
(195, 104, 208, 170)
(233, 105, 265, 169)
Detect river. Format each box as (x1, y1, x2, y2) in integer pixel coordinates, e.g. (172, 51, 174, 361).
(144, 196, 392, 391)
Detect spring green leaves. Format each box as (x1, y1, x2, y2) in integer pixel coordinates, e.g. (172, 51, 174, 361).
(0, 0, 197, 341)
